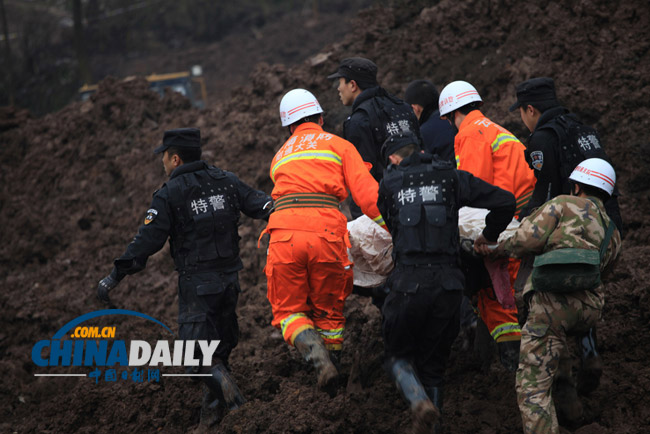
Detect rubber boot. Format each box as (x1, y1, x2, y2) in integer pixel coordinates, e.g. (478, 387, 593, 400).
(497, 339, 520, 372)
(577, 328, 603, 395)
(474, 319, 496, 372)
(424, 386, 444, 433)
(203, 363, 246, 412)
(555, 376, 584, 428)
(388, 358, 440, 434)
(329, 349, 342, 372)
(458, 297, 478, 352)
(199, 386, 222, 427)
(293, 328, 338, 394)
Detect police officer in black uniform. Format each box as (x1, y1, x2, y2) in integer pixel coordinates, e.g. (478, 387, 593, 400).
(328, 57, 421, 197)
(328, 57, 421, 305)
(377, 133, 515, 434)
(510, 77, 623, 231)
(96, 128, 272, 426)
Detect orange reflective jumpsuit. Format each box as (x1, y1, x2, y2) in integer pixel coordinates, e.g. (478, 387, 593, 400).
(265, 122, 387, 350)
(455, 110, 536, 342)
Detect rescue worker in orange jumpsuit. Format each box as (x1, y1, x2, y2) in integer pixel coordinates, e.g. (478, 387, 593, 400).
(263, 88, 388, 392)
(438, 80, 537, 371)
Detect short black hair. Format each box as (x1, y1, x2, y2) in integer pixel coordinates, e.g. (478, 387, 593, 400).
(393, 143, 418, 160)
(292, 113, 322, 127)
(456, 102, 482, 115)
(166, 145, 201, 164)
(525, 100, 558, 113)
(581, 183, 611, 202)
(344, 77, 376, 91)
(404, 80, 439, 110)
(570, 180, 610, 202)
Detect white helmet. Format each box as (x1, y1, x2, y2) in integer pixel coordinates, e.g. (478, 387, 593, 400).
(279, 89, 324, 127)
(438, 80, 483, 116)
(569, 158, 616, 196)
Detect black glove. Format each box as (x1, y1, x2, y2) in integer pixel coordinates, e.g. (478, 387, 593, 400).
(97, 274, 119, 306)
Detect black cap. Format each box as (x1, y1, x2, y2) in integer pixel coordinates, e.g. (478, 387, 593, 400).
(509, 77, 559, 112)
(404, 80, 439, 110)
(154, 128, 201, 154)
(327, 57, 378, 86)
(381, 132, 421, 164)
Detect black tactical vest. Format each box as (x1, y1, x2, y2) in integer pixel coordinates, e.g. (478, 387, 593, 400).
(165, 166, 241, 272)
(539, 113, 624, 235)
(359, 92, 420, 151)
(383, 155, 459, 264)
(540, 114, 609, 181)
(346, 88, 421, 180)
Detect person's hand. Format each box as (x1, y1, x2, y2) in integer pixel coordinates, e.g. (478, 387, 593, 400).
(473, 233, 497, 256)
(262, 200, 274, 222)
(460, 238, 475, 254)
(97, 275, 119, 307)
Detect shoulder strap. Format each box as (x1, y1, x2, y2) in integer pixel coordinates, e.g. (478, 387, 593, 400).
(367, 97, 390, 144)
(166, 177, 184, 209)
(587, 197, 616, 261)
(599, 221, 616, 261)
(540, 115, 573, 177)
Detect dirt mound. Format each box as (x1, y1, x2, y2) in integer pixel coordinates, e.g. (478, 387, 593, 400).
(91, 3, 373, 105)
(2, 1, 650, 433)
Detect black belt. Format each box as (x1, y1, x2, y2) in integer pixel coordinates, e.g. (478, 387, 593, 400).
(274, 193, 339, 211)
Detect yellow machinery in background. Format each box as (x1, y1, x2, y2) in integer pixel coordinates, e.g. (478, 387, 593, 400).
(79, 65, 207, 108)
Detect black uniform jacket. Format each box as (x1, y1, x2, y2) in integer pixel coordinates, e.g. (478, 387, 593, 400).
(378, 152, 516, 256)
(522, 106, 569, 213)
(521, 107, 624, 234)
(343, 86, 421, 182)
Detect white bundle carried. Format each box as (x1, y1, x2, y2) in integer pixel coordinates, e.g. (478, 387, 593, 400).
(458, 206, 522, 308)
(347, 215, 394, 288)
(458, 206, 521, 242)
(345, 208, 520, 291)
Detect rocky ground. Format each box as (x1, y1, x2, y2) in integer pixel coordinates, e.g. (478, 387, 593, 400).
(1, 0, 650, 432)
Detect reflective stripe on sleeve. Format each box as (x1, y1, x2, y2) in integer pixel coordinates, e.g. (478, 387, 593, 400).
(491, 133, 520, 153)
(490, 322, 522, 340)
(372, 214, 386, 227)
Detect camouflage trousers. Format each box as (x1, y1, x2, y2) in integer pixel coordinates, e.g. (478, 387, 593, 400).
(516, 290, 604, 434)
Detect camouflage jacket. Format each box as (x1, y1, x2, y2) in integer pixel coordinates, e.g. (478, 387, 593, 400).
(498, 195, 622, 300)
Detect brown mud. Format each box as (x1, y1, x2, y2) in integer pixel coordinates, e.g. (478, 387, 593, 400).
(1, 1, 650, 433)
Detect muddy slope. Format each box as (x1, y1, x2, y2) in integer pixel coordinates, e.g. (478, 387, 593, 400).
(1, 1, 650, 433)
